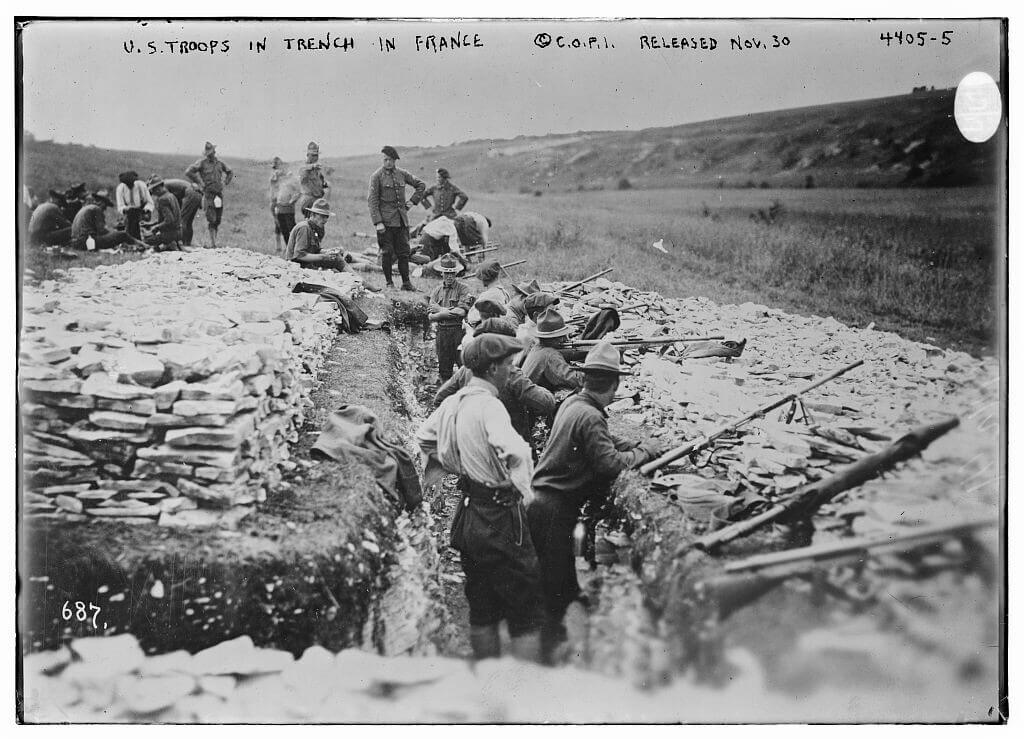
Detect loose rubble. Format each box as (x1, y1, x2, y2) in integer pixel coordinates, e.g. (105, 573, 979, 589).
(555, 278, 998, 534)
(20, 249, 363, 526)
(22, 630, 995, 723)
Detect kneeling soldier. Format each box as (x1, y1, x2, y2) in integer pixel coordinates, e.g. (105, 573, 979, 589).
(285, 198, 348, 271)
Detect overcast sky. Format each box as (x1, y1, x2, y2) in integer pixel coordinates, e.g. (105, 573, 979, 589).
(20, 18, 1003, 160)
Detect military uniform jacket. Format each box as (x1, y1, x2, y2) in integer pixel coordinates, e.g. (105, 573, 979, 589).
(368, 166, 426, 228)
(532, 392, 647, 507)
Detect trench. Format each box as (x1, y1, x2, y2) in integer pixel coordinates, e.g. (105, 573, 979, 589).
(383, 302, 668, 682)
(381, 301, 1001, 706)
(22, 283, 1002, 712)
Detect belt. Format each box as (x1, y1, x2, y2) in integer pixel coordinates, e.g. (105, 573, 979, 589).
(460, 476, 519, 505)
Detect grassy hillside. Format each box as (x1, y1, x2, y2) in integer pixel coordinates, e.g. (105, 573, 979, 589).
(324, 89, 1001, 193)
(21, 140, 207, 198)
(19, 89, 1002, 355)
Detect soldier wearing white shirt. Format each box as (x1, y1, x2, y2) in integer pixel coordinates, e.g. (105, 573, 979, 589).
(416, 333, 544, 662)
(115, 170, 154, 240)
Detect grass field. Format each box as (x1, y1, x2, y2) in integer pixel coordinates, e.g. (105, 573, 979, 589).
(21, 146, 1001, 356)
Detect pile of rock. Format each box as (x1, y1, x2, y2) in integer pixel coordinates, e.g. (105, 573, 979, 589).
(21, 630, 992, 723)
(20, 249, 364, 526)
(553, 278, 999, 531)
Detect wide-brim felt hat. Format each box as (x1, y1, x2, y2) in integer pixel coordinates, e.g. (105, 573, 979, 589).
(146, 176, 165, 191)
(303, 198, 334, 216)
(434, 255, 463, 273)
(534, 307, 573, 338)
(92, 190, 115, 207)
(512, 279, 541, 297)
(570, 340, 631, 375)
(381, 145, 400, 160)
(204, 141, 216, 154)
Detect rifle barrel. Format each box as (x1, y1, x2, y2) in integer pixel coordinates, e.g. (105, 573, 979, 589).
(501, 259, 526, 268)
(568, 335, 724, 347)
(693, 416, 960, 551)
(640, 359, 865, 475)
(461, 246, 498, 257)
(566, 302, 653, 323)
(558, 268, 614, 294)
(722, 516, 996, 576)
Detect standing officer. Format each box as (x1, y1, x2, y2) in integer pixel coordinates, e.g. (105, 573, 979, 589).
(367, 145, 426, 291)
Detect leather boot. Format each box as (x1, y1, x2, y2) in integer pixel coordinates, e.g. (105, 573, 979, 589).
(508, 631, 542, 664)
(540, 618, 568, 666)
(381, 254, 394, 286)
(398, 256, 415, 291)
(469, 624, 501, 661)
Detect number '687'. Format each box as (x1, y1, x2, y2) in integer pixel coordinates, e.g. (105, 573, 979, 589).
(62, 600, 102, 629)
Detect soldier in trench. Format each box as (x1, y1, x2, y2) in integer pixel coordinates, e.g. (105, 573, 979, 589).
(415, 333, 545, 663)
(527, 341, 665, 663)
(434, 317, 555, 453)
(427, 254, 475, 382)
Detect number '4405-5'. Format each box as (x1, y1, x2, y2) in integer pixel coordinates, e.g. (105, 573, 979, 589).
(879, 30, 953, 47)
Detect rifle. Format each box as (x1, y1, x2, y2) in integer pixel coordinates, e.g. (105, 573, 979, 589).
(640, 359, 865, 476)
(566, 335, 725, 349)
(461, 246, 498, 258)
(501, 259, 526, 269)
(697, 517, 996, 618)
(692, 417, 960, 552)
(558, 268, 614, 295)
(565, 301, 652, 324)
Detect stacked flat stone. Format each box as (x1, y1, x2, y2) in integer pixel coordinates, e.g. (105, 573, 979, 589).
(20, 248, 363, 525)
